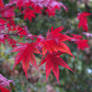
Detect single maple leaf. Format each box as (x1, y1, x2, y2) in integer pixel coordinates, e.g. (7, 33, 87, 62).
(40, 27, 73, 56)
(70, 34, 89, 50)
(0, 0, 4, 7)
(12, 42, 40, 78)
(0, 86, 10, 92)
(16, 0, 24, 9)
(7, 38, 16, 48)
(71, 34, 83, 40)
(45, 8, 56, 16)
(16, 26, 28, 37)
(77, 12, 91, 31)
(75, 40, 89, 50)
(40, 53, 72, 82)
(24, 8, 36, 22)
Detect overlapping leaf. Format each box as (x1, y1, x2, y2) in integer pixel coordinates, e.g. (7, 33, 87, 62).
(12, 42, 40, 78)
(40, 53, 72, 82)
(40, 27, 73, 56)
(77, 12, 91, 31)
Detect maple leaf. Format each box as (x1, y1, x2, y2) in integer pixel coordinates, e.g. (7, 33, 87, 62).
(0, 18, 6, 31)
(40, 40, 73, 56)
(40, 27, 73, 56)
(33, 6, 42, 14)
(16, 26, 28, 37)
(24, 8, 36, 22)
(77, 12, 91, 31)
(45, 8, 56, 16)
(0, 74, 13, 87)
(0, 34, 8, 45)
(1, 7, 15, 18)
(0, 34, 5, 45)
(0, 0, 4, 7)
(40, 53, 72, 82)
(71, 34, 83, 40)
(12, 42, 40, 78)
(31, 0, 68, 12)
(70, 34, 89, 50)
(83, 32, 92, 37)
(75, 40, 89, 50)
(0, 34, 16, 48)
(47, 26, 71, 41)
(0, 86, 10, 92)
(7, 38, 16, 48)
(16, 0, 24, 9)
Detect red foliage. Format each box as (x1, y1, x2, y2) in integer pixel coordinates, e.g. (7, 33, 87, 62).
(12, 42, 40, 78)
(40, 53, 72, 82)
(77, 12, 91, 31)
(0, 86, 10, 92)
(0, 0, 91, 83)
(0, 0, 4, 7)
(71, 34, 89, 50)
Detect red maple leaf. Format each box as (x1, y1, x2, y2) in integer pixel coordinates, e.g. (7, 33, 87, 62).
(75, 40, 89, 50)
(0, 0, 4, 7)
(45, 8, 56, 16)
(16, 26, 28, 37)
(40, 27, 73, 56)
(7, 38, 16, 48)
(77, 12, 91, 31)
(40, 53, 72, 82)
(0, 86, 10, 92)
(47, 26, 71, 42)
(71, 34, 89, 50)
(40, 40, 73, 56)
(24, 8, 36, 22)
(71, 34, 83, 40)
(12, 42, 40, 78)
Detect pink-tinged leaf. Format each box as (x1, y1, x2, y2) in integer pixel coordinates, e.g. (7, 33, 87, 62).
(83, 32, 92, 37)
(0, 74, 13, 87)
(60, 2, 68, 12)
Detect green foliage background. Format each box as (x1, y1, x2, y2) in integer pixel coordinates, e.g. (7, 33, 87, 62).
(0, 0, 92, 92)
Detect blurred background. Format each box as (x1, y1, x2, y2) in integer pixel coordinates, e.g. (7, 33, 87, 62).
(0, 0, 92, 92)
